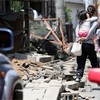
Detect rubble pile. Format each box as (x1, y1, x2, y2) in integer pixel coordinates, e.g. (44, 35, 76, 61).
(9, 53, 97, 100)
(11, 58, 75, 82)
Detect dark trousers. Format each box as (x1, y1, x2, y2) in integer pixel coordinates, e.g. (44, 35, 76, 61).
(77, 43, 99, 77)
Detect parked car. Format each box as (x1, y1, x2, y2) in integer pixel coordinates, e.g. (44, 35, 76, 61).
(0, 28, 23, 100)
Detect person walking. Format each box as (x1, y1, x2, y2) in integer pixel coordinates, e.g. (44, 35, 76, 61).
(77, 10, 98, 38)
(75, 5, 100, 82)
(77, 9, 100, 52)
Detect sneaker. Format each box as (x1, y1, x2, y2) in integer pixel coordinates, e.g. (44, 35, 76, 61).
(75, 72, 82, 82)
(75, 77, 81, 82)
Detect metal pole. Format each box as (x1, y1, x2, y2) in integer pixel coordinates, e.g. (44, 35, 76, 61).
(24, 1, 30, 52)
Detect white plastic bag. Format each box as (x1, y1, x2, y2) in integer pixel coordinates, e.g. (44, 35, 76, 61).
(71, 42, 82, 56)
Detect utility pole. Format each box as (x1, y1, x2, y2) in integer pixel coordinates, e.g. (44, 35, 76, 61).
(55, 0, 66, 32)
(24, 1, 30, 52)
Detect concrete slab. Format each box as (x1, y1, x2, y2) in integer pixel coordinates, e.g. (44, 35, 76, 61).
(63, 81, 85, 90)
(43, 86, 62, 100)
(15, 53, 36, 62)
(32, 53, 54, 62)
(15, 52, 54, 63)
(23, 88, 46, 100)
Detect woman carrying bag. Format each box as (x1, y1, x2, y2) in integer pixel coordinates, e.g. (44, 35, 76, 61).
(75, 5, 100, 82)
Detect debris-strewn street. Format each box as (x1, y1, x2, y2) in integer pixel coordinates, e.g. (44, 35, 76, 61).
(9, 52, 100, 100)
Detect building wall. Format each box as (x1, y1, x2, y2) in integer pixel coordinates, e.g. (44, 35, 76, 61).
(64, 1, 85, 42)
(65, 2, 84, 29)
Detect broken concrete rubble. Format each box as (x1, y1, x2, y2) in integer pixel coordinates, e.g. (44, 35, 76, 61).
(9, 52, 100, 100)
(15, 52, 54, 63)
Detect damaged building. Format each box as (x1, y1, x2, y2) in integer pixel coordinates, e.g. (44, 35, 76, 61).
(0, 0, 71, 60)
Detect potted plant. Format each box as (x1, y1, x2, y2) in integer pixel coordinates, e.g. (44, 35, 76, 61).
(65, 7, 72, 23)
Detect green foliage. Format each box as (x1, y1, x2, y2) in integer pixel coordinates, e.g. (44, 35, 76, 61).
(11, 1, 23, 12)
(65, 7, 72, 22)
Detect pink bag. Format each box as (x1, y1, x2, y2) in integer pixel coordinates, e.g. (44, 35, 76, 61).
(78, 30, 88, 37)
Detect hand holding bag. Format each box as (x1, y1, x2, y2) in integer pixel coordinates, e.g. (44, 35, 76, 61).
(71, 41, 82, 56)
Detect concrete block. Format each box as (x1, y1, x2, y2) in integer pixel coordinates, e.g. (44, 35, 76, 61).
(63, 81, 85, 90)
(15, 53, 36, 62)
(45, 69, 55, 75)
(15, 52, 54, 63)
(31, 53, 54, 62)
(42, 65, 54, 70)
(61, 92, 79, 100)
